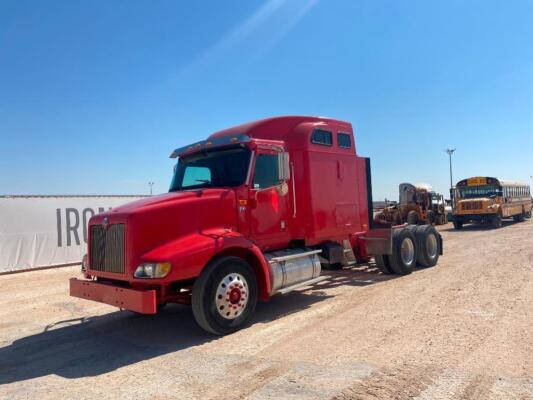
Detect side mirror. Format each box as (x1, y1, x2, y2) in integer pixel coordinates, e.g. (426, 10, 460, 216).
(278, 152, 290, 181)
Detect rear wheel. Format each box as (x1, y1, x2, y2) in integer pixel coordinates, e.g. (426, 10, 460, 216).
(414, 225, 440, 268)
(192, 256, 258, 335)
(388, 228, 418, 275)
(374, 254, 394, 275)
(453, 218, 463, 230)
(427, 210, 435, 225)
(407, 211, 419, 225)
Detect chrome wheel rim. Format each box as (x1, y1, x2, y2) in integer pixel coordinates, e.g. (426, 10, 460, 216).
(426, 234, 438, 259)
(400, 237, 415, 265)
(215, 273, 248, 320)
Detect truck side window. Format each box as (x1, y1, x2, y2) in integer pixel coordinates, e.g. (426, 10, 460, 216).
(337, 133, 351, 148)
(182, 166, 211, 188)
(253, 154, 280, 189)
(311, 129, 332, 146)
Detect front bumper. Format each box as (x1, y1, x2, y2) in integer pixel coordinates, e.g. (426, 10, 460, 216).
(454, 213, 495, 222)
(70, 278, 157, 314)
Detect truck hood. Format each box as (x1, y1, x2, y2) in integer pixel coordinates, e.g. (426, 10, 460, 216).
(106, 191, 216, 216)
(90, 189, 235, 220)
(457, 198, 489, 202)
(456, 198, 492, 205)
(89, 189, 238, 272)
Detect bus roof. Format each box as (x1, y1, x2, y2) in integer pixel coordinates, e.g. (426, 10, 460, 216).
(456, 177, 530, 187)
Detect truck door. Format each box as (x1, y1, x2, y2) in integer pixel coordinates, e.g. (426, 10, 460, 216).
(249, 150, 291, 250)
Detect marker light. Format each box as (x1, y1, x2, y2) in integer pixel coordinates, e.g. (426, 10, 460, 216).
(134, 262, 171, 278)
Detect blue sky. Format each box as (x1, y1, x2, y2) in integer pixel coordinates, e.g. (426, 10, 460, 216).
(1, 0, 532, 200)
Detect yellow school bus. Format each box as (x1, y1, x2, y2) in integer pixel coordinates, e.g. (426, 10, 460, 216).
(453, 177, 532, 229)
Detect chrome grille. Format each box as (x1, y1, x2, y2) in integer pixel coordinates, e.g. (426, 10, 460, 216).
(90, 224, 125, 274)
(462, 201, 483, 211)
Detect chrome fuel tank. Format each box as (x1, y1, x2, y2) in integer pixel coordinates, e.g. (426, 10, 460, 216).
(265, 248, 322, 295)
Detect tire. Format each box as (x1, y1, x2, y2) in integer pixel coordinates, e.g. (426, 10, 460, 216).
(427, 210, 435, 225)
(192, 256, 258, 335)
(394, 214, 403, 226)
(407, 211, 419, 225)
(374, 254, 394, 275)
(388, 228, 418, 275)
(453, 218, 463, 230)
(374, 212, 387, 223)
(414, 225, 440, 268)
(491, 214, 502, 229)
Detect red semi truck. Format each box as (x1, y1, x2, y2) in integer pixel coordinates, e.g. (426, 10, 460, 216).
(70, 116, 442, 334)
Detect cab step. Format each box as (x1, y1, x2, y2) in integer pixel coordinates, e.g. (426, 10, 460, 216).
(278, 276, 330, 295)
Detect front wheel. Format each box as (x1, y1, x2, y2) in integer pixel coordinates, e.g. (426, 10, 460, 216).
(407, 211, 419, 225)
(427, 210, 435, 225)
(192, 256, 258, 335)
(491, 214, 502, 229)
(453, 218, 463, 230)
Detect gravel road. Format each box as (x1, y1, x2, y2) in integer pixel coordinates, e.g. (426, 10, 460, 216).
(1, 220, 532, 399)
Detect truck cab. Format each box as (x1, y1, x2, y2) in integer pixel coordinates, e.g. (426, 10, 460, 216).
(71, 116, 443, 335)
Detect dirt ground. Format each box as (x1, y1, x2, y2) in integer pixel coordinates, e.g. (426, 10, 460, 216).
(1, 220, 532, 400)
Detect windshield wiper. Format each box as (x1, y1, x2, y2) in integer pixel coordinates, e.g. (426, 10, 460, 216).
(195, 179, 211, 184)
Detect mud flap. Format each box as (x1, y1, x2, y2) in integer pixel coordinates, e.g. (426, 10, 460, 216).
(361, 225, 409, 256)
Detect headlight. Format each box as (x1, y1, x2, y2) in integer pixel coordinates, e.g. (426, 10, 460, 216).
(134, 262, 171, 278)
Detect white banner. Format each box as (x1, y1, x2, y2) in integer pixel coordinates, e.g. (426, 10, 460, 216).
(0, 196, 147, 273)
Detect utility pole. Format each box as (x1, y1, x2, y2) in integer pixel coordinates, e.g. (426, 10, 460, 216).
(148, 181, 154, 196)
(446, 149, 456, 207)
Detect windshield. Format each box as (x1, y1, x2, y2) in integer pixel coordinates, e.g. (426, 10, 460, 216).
(169, 146, 251, 192)
(430, 193, 442, 205)
(458, 185, 501, 199)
